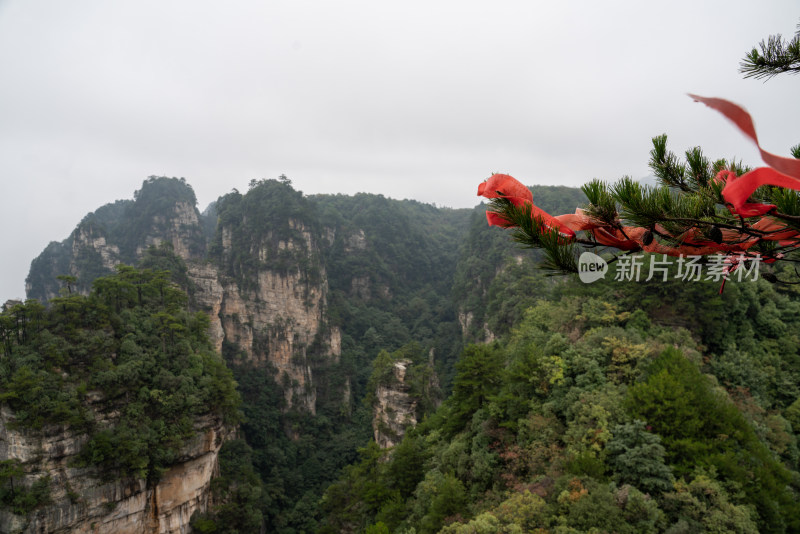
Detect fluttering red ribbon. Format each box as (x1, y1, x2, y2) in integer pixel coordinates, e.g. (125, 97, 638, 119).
(477, 95, 800, 264)
(478, 173, 576, 238)
(688, 94, 800, 216)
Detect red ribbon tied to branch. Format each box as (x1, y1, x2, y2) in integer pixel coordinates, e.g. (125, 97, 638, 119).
(477, 173, 576, 238)
(688, 94, 800, 214)
(477, 95, 800, 261)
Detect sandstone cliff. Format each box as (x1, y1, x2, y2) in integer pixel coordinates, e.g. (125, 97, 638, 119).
(21, 177, 478, 531)
(371, 350, 442, 449)
(134, 201, 203, 261)
(26, 177, 341, 414)
(372, 360, 418, 449)
(191, 218, 341, 412)
(0, 407, 228, 534)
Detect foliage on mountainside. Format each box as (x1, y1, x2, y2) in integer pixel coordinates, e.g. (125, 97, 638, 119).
(209, 351, 372, 533)
(22, 176, 481, 531)
(320, 167, 800, 531)
(189, 439, 265, 534)
(22, 174, 800, 533)
(312, 191, 472, 399)
(1, 258, 241, 493)
(195, 181, 476, 532)
(451, 186, 588, 345)
(319, 280, 800, 533)
(26, 176, 204, 301)
(210, 176, 321, 289)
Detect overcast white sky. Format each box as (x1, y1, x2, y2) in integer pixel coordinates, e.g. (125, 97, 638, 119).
(0, 1, 798, 302)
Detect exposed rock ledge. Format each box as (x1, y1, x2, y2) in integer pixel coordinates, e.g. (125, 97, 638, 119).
(373, 360, 418, 449)
(0, 408, 228, 534)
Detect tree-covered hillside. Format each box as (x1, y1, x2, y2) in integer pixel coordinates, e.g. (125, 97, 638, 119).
(19, 174, 800, 533)
(313, 192, 473, 396)
(1, 254, 240, 521)
(202, 181, 479, 531)
(19, 174, 604, 532)
(320, 273, 800, 533)
(451, 186, 588, 346)
(26, 176, 206, 302)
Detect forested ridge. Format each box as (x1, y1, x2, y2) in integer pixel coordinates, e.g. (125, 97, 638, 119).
(9, 176, 800, 533)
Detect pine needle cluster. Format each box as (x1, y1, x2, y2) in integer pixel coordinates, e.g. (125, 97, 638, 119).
(740, 20, 800, 80)
(487, 197, 579, 274)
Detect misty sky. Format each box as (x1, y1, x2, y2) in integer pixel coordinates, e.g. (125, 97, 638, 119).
(0, 1, 798, 303)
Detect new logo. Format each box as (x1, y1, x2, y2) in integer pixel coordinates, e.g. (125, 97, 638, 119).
(578, 252, 608, 283)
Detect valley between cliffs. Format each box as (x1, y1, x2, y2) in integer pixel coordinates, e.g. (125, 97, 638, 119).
(11, 175, 530, 532)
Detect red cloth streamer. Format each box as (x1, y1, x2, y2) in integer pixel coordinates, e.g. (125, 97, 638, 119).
(476, 95, 798, 269)
(477, 174, 762, 256)
(478, 174, 576, 237)
(720, 167, 800, 216)
(688, 95, 800, 179)
(689, 94, 800, 214)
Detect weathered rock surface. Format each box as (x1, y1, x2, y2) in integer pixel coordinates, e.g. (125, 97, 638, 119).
(72, 226, 121, 275)
(135, 201, 203, 261)
(373, 360, 418, 449)
(0, 408, 227, 534)
(27, 183, 341, 414)
(203, 219, 341, 413)
(457, 308, 495, 343)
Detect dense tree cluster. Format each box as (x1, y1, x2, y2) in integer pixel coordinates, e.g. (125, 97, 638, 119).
(0, 255, 240, 513)
(319, 280, 800, 532)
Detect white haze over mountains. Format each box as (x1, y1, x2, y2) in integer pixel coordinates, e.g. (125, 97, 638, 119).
(0, 0, 798, 302)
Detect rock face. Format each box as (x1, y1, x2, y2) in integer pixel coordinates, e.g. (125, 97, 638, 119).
(198, 216, 341, 413)
(135, 201, 204, 261)
(457, 309, 495, 343)
(27, 178, 340, 414)
(372, 360, 418, 449)
(190, 259, 341, 412)
(18, 178, 347, 531)
(72, 226, 121, 274)
(0, 408, 227, 534)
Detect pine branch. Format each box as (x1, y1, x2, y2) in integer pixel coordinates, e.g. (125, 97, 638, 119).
(740, 30, 800, 80)
(649, 135, 691, 191)
(767, 187, 800, 216)
(487, 198, 581, 274)
(684, 147, 711, 189)
(613, 177, 684, 231)
(479, 93, 800, 283)
(581, 180, 618, 225)
(711, 158, 751, 177)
